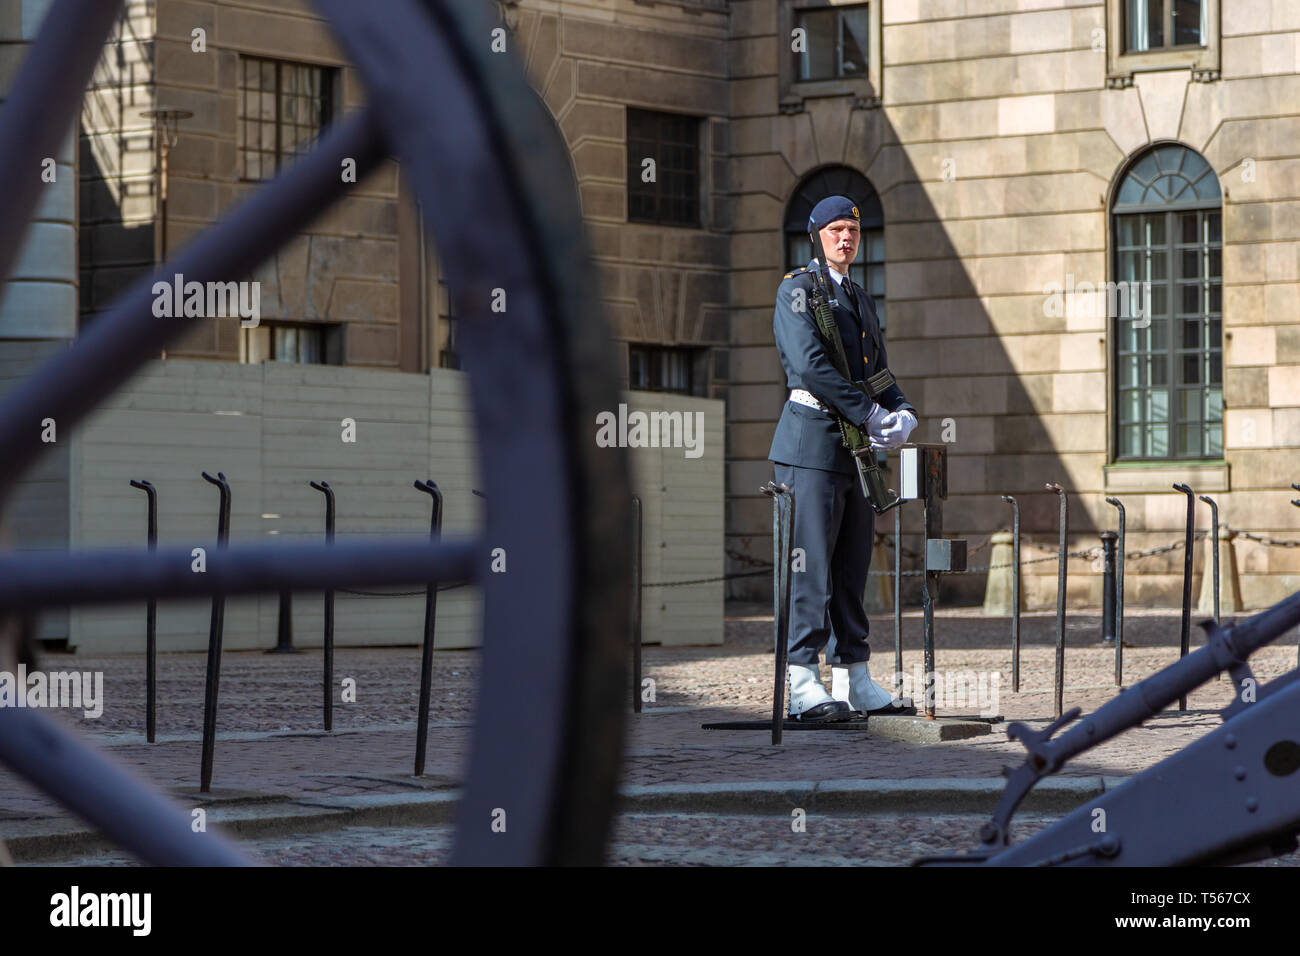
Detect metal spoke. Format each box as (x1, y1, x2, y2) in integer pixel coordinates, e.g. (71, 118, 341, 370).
(0, 539, 479, 612)
(0, 707, 254, 867)
(0, 0, 629, 868)
(0, 109, 388, 503)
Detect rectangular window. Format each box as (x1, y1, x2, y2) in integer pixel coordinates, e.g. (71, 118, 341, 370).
(1124, 0, 1204, 53)
(1114, 209, 1221, 460)
(241, 322, 339, 365)
(239, 56, 335, 181)
(627, 109, 701, 228)
(792, 4, 870, 82)
(629, 345, 701, 395)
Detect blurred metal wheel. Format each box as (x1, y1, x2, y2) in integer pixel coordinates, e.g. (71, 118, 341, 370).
(0, 0, 630, 866)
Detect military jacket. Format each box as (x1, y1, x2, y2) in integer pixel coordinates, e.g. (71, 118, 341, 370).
(767, 259, 915, 474)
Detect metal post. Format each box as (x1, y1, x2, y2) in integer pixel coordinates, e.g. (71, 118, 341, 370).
(129, 480, 157, 743)
(762, 481, 795, 744)
(1045, 483, 1068, 719)
(630, 494, 642, 714)
(267, 589, 298, 653)
(1294, 485, 1299, 666)
(309, 481, 335, 731)
(921, 455, 943, 719)
(1199, 494, 1220, 626)
(775, 484, 794, 743)
(1173, 483, 1195, 710)
(199, 471, 231, 793)
(893, 502, 902, 695)
(1101, 531, 1118, 645)
(1105, 497, 1126, 687)
(1001, 495, 1021, 693)
(413, 479, 442, 776)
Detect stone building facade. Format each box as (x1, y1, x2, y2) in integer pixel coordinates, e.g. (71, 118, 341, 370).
(720, 0, 1299, 610)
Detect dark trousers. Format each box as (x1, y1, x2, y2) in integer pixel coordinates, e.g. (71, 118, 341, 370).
(773, 462, 875, 666)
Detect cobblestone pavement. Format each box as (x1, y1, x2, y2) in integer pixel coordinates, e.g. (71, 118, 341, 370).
(4, 604, 1299, 864)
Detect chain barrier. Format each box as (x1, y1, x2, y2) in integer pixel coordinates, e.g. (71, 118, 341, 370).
(331, 529, 1299, 593)
(652, 524, 1296, 591)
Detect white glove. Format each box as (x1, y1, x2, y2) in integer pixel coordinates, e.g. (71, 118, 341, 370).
(863, 403, 890, 435)
(874, 409, 917, 449)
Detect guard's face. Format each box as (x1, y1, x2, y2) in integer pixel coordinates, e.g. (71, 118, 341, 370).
(819, 219, 860, 270)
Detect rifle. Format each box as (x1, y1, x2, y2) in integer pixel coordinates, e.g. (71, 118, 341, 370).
(807, 229, 901, 515)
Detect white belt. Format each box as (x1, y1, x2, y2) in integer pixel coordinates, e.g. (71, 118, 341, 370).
(789, 388, 829, 412)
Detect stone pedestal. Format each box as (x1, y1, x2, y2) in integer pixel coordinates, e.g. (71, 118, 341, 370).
(982, 530, 1019, 615)
(1196, 523, 1241, 617)
(863, 534, 893, 613)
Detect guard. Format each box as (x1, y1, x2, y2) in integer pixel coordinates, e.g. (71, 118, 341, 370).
(768, 195, 918, 720)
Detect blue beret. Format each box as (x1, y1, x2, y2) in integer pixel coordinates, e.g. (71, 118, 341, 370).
(808, 195, 861, 231)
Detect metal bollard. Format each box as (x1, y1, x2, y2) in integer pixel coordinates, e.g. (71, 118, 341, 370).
(1173, 483, 1195, 710)
(1101, 531, 1118, 645)
(1105, 497, 1126, 687)
(309, 480, 335, 731)
(129, 479, 158, 743)
(762, 481, 794, 745)
(199, 471, 231, 793)
(893, 502, 902, 695)
(1198, 494, 1222, 684)
(1000, 495, 1021, 693)
(412, 479, 442, 776)
(1045, 483, 1067, 719)
(267, 589, 298, 654)
(630, 494, 642, 714)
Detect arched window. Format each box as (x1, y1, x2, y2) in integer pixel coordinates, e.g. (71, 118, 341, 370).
(1111, 144, 1222, 461)
(784, 167, 886, 329)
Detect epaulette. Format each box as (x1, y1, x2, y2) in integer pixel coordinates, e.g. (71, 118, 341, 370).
(782, 267, 809, 280)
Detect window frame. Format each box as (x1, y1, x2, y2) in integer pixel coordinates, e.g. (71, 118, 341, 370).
(1108, 144, 1224, 465)
(1106, 0, 1219, 85)
(237, 55, 338, 182)
(779, 1, 881, 111)
(627, 344, 708, 397)
(625, 108, 704, 229)
(240, 320, 342, 366)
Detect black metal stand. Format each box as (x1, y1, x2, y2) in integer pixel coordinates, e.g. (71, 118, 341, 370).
(1101, 531, 1118, 644)
(129, 479, 158, 742)
(1046, 482, 1068, 719)
(631, 494, 642, 714)
(1106, 496, 1126, 686)
(1173, 483, 1195, 710)
(199, 471, 231, 793)
(893, 502, 903, 694)
(767, 482, 794, 743)
(310, 480, 335, 730)
(413, 479, 442, 776)
(267, 589, 299, 654)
